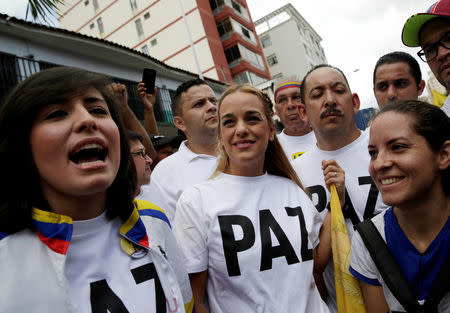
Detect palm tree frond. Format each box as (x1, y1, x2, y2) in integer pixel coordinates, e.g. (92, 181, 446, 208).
(26, 0, 66, 23)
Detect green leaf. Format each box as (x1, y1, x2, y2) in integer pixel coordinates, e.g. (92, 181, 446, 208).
(26, 0, 66, 24)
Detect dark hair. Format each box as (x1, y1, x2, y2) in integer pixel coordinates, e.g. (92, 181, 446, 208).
(127, 130, 143, 143)
(375, 100, 450, 195)
(300, 64, 350, 103)
(171, 78, 210, 116)
(213, 84, 305, 191)
(373, 51, 422, 86)
(0, 67, 136, 233)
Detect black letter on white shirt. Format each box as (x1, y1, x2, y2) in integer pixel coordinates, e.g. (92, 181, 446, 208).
(259, 209, 299, 271)
(285, 206, 313, 261)
(131, 263, 166, 313)
(307, 185, 327, 213)
(90, 279, 129, 313)
(218, 215, 255, 277)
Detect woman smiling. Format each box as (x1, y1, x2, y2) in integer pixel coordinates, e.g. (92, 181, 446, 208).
(173, 84, 329, 313)
(350, 100, 450, 313)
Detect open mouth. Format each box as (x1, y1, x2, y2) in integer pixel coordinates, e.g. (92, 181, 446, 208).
(69, 143, 107, 166)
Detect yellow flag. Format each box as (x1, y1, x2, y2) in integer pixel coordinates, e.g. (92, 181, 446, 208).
(432, 89, 447, 108)
(330, 184, 367, 313)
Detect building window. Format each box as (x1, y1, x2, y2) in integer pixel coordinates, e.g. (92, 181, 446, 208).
(151, 39, 157, 46)
(144, 12, 150, 20)
(225, 44, 264, 68)
(93, 0, 99, 10)
(261, 35, 271, 48)
(142, 45, 149, 55)
(89, 23, 95, 29)
(84, 0, 89, 5)
(303, 43, 309, 55)
(266, 54, 278, 67)
(231, 0, 242, 14)
(97, 17, 104, 35)
(217, 18, 232, 37)
(272, 73, 283, 79)
(209, 0, 225, 11)
(130, 0, 137, 11)
(135, 18, 144, 37)
(225, 45, 241, 63)
(241, 27, 250, 39)
(217, 18, 233, 37)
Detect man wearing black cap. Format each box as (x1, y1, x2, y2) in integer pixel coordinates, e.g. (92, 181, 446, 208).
(402, 0, 450, 116)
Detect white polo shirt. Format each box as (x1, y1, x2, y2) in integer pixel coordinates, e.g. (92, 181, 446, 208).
(140, 141, 217, 223)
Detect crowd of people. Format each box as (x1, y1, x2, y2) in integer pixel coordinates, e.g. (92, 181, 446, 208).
(0, 1, 448, 313)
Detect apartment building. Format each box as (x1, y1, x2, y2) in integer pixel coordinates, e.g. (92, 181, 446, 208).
(58, 0, 271, 84)
(254, 4, 327, 80)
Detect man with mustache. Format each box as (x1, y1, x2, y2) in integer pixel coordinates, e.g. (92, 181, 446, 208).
(140, 79, 218, 222)
(292, 64, 387, 313)
(402, 0, 450, 116)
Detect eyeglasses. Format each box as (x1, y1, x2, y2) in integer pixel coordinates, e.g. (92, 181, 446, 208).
(417, 31, 450, 62)
(130, 149, 147, 159)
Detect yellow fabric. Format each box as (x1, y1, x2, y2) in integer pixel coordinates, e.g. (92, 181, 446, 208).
(330, 185, 367, 313)
(184, 296, 195, 313)
(432, 89, 447, 108)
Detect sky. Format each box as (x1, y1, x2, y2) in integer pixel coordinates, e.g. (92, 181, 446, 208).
(0, 0, 435, 109)
(247, 0, 433, 109)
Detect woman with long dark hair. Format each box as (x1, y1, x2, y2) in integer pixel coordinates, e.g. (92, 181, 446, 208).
(0, 67, 193, 313)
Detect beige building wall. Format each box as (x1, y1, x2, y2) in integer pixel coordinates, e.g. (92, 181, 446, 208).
(58, 0, 212, 77)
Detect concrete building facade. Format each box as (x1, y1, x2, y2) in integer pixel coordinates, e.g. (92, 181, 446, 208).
(0, 13, 227, 135)
(254, 4, 327, 80)
(58, 0, 270, 84)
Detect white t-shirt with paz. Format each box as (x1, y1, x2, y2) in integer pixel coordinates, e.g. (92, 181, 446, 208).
(173, 173, 329, 313)
(292, 130, 388, 313)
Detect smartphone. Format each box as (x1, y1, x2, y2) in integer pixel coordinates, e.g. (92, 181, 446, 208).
(142, 68, 156, 94)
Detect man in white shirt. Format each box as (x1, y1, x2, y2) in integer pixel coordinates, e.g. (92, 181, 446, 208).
(293, 64, 387, 313)
(274, 77, 316, 160)
(402, 0, 450, 116)
(140, 79, 218, 222)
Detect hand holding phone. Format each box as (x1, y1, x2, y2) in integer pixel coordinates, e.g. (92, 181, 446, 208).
(142, 68, 156, 95)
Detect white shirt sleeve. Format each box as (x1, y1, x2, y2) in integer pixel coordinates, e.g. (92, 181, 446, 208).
(349, 230, 381, 285)
(172, 187, 209, 274)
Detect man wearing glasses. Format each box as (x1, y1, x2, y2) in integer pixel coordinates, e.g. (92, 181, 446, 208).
(402, 0, 450, 116)
(128, 130, 153, 196)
